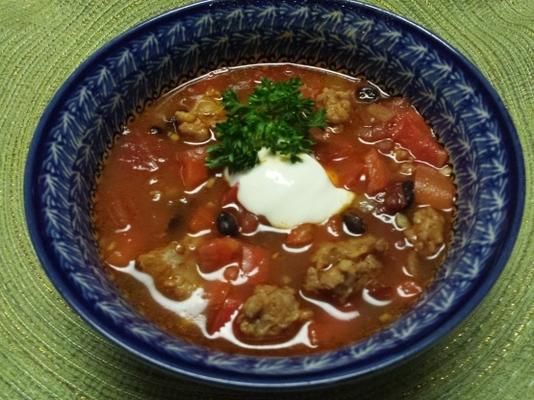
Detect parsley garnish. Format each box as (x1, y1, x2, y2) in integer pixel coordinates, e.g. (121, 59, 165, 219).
(206, 78, 326, 173)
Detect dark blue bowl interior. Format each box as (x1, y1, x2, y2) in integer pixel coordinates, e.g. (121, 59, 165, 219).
(25, 0, 524, 389)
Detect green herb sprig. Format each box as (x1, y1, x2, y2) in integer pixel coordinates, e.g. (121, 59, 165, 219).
(206, 78, 326, 173)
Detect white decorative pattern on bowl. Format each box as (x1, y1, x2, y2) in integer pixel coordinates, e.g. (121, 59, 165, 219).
(25, 0, 524, 389)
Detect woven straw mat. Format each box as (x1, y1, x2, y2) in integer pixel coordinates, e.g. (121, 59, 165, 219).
(0, 1, 532, 399)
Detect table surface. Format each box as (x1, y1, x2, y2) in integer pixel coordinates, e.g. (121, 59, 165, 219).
(1, 0, 533, 399)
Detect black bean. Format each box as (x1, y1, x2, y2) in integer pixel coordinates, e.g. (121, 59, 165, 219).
(149, 126, 162, 135)
(216, 211, 239, 236)
(167, 215, 180, 232)
(356, 86, 379, 103)
(342, 211, 366, 235)
(402, 181, 415, 208)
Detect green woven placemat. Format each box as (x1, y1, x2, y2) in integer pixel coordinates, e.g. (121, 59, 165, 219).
(1, 1, 532, 398)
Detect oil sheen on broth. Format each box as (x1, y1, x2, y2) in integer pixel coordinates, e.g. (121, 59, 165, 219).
(93, 63, 456, 355)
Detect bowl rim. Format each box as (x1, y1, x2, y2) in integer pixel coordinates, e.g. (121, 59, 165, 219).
(24, 0, 526, 390)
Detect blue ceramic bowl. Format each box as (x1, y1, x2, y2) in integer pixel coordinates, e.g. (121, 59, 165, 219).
(25, 0, 525, 389)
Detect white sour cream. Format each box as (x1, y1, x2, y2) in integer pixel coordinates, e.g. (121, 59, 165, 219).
(226, 150, 354, 228)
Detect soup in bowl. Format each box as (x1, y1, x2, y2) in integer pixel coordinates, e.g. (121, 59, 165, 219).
(94, 63, 456, 355)
(25, 0, 524, 389)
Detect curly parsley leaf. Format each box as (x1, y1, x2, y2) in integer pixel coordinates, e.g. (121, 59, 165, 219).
(206, 78, 326, 173)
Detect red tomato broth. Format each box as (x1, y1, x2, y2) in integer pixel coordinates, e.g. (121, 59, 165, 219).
(93, 63, 456, 355)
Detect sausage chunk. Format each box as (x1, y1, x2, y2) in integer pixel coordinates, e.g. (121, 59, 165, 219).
(303, 236, 387, 303)
(238, 285, 312, 338)
(316, 88, 352, 124)
(137, 240, 199, 300)
(175, 88, 226, 141)
(404, 207, 446, 256)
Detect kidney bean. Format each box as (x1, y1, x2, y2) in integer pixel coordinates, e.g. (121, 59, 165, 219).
(381, 180, 414, 214)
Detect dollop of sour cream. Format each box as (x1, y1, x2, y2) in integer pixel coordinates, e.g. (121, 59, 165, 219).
(226, 149, 354, 229)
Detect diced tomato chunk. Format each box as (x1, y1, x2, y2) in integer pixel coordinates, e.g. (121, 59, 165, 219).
(178, 146, 209, 190)
(221, 186, 238, 205)
(188, 203, 217, 232)
(100, 195, 146, 266)
(386, 108, 448, 167)
(286, 224, 315, 247)
(206, 281, 231, 310)
(205, 244, 269, 333)
(334, 160, 366, 192)
(197, 237, 242, 272)
(364, 148, 391, 195)
(206, 282, 245, 334)
(241, 244, 270, 284)
(208, 294, 241, 334)
(414, 165, 455, 209)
